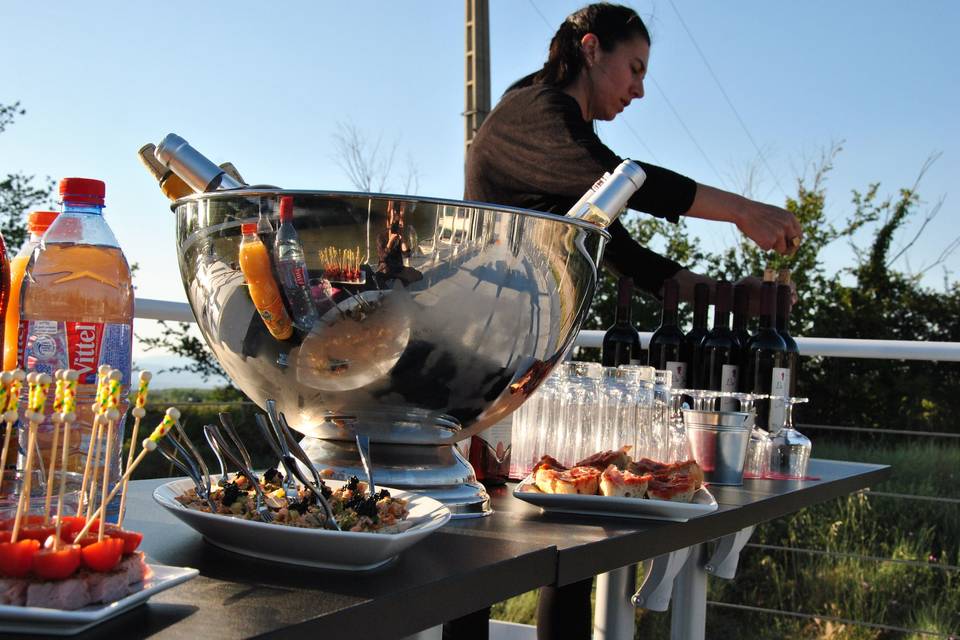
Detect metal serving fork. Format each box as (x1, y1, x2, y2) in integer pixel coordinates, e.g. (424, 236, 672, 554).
(154, 424, 213, 511)
(259, 403, 340, 531)
(203, 424, 274, 523)
(218, 412, 256, 476)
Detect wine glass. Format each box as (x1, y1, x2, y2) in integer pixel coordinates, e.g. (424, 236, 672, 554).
(728, 392, 771, 479)
(768, 397, 811, 479)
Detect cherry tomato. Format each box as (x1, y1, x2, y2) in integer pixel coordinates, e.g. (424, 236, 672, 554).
(19, 523, 56, 542)
(32, 544, 82, 580)
(103, 526, 143, 555)
(0, 539, 41, 578)
(0, 531, 10, 544)
(56, 516, 87, 538)
(80, 537, 123, 572)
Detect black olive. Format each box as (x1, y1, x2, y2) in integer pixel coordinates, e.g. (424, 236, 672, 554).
(319, 481, 333, 499)
(288, 497, 310, 515)
(221, 481, 241, 506)
(356, 496, 379, 520)
(263, 468, 284, 485)
(346, 475, 361, 492)
(375, 489, 391, 500)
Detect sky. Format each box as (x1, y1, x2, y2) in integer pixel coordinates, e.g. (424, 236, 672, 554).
(2, 0, 957, 386)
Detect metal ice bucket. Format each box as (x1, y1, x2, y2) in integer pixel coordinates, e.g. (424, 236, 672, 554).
(173, 190, 610, 515)
(682, 409, 753, 486)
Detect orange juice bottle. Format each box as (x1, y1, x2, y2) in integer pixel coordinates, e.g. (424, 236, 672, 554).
(239, 222, 293, 340)
(4, 210, 59, 369)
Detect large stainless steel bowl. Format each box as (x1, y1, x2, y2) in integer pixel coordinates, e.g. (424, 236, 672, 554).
(174, 190, 609, 445)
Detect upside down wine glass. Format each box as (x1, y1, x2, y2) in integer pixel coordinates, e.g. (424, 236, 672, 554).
(768, 397, 811, 479)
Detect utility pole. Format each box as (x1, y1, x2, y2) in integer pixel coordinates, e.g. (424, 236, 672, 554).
(464, 0, 490, 160)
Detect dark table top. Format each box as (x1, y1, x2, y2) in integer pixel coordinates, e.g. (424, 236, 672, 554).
(1, 458, 888, 639)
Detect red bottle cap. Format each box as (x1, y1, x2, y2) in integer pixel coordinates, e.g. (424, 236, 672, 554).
(278, 196, 293, 222)
(28, 211, 59, 233)
(58, 178, 105, 206)
(240, 222, 258, 235)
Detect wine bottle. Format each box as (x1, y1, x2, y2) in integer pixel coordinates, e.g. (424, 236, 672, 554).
(154, 133, 246, 193)
(565, 160, 646, 228)
(648, 278, 686, 388)
(684, 282, 710, 388)
(773, 270, 799, 420)
(742, 272, 787, 430)
(139, 142, 246, 201)
(732, 283, 752, 352)
(700, 281, 740, 410)
(601, 276, 642, 366)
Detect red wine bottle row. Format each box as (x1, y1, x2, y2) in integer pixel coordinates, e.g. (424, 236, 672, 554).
(645, 269, 800, 422)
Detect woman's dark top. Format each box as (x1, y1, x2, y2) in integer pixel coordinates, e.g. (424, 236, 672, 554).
(465, 83, 698, 295)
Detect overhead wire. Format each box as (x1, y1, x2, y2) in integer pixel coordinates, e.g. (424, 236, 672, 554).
(667, 0, 789, 199)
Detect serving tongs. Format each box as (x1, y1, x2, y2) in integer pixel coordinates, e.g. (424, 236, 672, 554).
(154, 422, 214, 511)
(258, 400, 340, 531)
(203, 424, 274, 523)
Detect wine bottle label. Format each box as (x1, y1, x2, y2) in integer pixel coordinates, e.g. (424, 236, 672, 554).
(720, 364, 739, 411)
(768, 367, 791, 428)
(666, 361, 686, 388)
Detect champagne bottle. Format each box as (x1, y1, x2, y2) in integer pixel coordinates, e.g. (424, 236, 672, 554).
(139, 142, 245, 201)
(565, 160, 646, 228)
(742, 271, 787, 430)
(684, 282, 710, 388)
(647, 278, 686, 388)
(153, 133, 245, 193)
(601, 276, 642, 366)
(700, 281, 740, 409)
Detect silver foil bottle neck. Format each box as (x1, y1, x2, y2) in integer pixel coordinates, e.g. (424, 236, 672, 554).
(566, 159, 647, 228)
(155, 133, 244, 193)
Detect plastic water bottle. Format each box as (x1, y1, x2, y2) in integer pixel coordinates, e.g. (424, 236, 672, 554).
(19, 178, 134, 519)
(273, 196, 318, 331)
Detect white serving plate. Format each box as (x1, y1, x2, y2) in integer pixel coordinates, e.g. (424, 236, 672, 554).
(513, 477, 718, 522)
(153, 477, 451, 571)
(0, 563, 198, 636)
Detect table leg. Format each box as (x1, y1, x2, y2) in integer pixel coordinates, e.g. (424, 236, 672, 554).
(669, 543, 707, 640)
(593, 564, 637, 640)
(401, 624, 442, 640)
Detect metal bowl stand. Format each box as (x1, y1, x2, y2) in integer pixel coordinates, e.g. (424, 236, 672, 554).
(297, 437, 491, 518)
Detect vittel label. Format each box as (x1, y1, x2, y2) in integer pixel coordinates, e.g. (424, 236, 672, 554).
(20, 320, 132, 385)
(768, 367, 791, 428)
(666, 361, 686, 388)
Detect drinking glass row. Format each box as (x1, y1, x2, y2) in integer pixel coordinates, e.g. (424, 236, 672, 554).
(509, 361, 813, 480)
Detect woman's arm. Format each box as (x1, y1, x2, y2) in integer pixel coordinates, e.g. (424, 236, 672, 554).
(685, 184, 802, 255)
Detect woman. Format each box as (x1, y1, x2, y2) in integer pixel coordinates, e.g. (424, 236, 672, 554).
(465, 3, 800, 303)
(448, 4, 801, 639)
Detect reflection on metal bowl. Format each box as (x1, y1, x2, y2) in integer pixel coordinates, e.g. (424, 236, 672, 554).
(174, 190, 610, 516)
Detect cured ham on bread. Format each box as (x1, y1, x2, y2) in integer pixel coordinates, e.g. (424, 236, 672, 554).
(598, 465, 651, 498)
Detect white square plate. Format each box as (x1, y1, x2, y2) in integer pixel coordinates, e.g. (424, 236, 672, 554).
(0, 563, 198, 636)
(513, 477, 718, 522)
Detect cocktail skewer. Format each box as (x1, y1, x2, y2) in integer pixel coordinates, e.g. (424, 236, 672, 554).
(73, 408, 180, 541)
(77, 365, 112, 516)
(117, 371, 151, 526)
(41, 369, 66, 523)
(97, 370, 123, 541)
(10, 373, 51, 543)
(51, 370, 79, 551)
(0, 370, 20, 493)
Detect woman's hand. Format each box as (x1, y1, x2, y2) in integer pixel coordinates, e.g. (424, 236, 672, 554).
(686, 184, 802, 255)
(734, 201, 802, 255)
